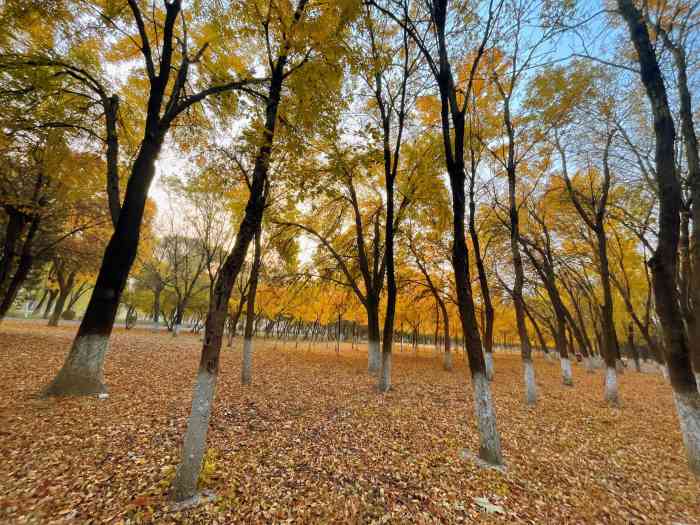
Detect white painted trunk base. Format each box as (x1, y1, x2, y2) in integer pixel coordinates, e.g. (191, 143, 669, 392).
(472, 372, 503, 465)
(368, 340, 380, 373)
(379, 352, 391, 392)
(696, 373, 700, 395)
(484, 353, 494, 381)
(584, 357, 594, 374)
(443, 352, 453, 371)
(241, 338, 253, 385)
(561, 358, 573, 386)
(524, 360, 537, 406)
(662, 365, 670, 382)
(672, 390, 700, 477)
(604, 367, 619, 406)
(152, 321, 160, 333)
(173, 324, 181, 337)
(45, 334, 110, 396)
(173, 368, 218, 501)
(616, 359, 625, 374)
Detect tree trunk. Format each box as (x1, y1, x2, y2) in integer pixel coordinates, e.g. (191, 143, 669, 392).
(172, 304, 184, 337)
(664, 37, 700, 383)
(0, 208, 27, 297)
(598, 225, 620, 406)
(152, 286, 161, 331)
(44, 135, 165, 396)
(43, 290, 58, 319)
(522, 243, 572, 385)
(448, 165, 503, 465)
(172, 40, 293, 500)
(33, 288, 49, 315)
(441, 301, 452, 371)
(366, 299, 381, 374)
(618, 0, 699, 476)
(105, 95, 121, 228)
(48, 272, 76, 327)
(379, 150, 401, 392)
(379, 158, 401, 392)
(628, 324, 641, 373)
(241, 226, 261, 386)
(505, 129, 537, 406)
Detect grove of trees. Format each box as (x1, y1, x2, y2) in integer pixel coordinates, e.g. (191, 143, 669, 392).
(1, 0, 698, 503)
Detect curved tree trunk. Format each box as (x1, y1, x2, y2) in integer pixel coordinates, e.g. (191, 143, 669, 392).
(172, 31, 296, 500)
(44, 136, 164, 396)
(505, 118, 537, 406)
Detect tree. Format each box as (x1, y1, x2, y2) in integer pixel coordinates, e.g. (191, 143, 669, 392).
(617, 0, 699, 476)
(558, 130, 621, 404)
(371, 0, 504, 466)
(0, 130, 105, 321)
(172, 0, 358, 501)
(45, 0, 265, 396)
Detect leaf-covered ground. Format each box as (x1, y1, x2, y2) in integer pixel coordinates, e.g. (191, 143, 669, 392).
(0, 320, 698, 524)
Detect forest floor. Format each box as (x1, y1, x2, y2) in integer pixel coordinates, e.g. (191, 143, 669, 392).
(0, 321, 698, 524)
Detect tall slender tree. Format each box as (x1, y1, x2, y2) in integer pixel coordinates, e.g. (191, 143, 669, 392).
(172, 0, 358, 501)
(371, 0, 504, 465)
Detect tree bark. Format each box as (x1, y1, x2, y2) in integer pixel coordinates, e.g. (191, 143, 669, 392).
(105, 94, 121, 228)
(43, 289, 58, 319)
(504, 104, 536, 405)
(241, 225, 261, 386)
(48, 271, 76, 327)
(618, 0, 699, 476)
(0, 208, 27, 296)
(45, 136, 165, 396)
(366, 298, 381, 374)
(172, 21, 299, 499)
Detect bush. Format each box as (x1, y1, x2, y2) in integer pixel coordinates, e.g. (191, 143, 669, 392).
(61, 310, 76, 321)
